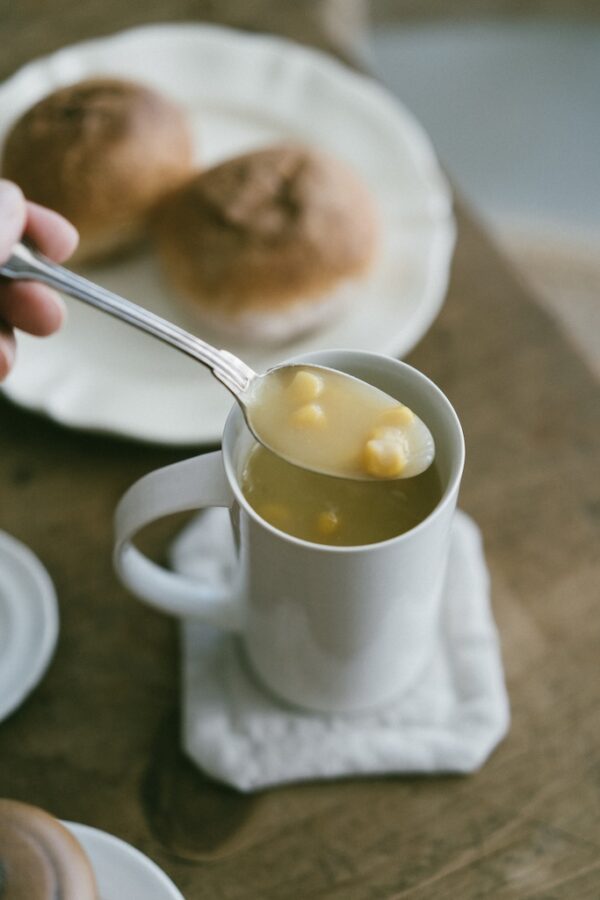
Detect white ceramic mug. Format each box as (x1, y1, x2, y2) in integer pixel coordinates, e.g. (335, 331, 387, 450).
(114, 350, 464, 713)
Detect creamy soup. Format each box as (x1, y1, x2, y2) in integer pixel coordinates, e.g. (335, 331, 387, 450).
(241, 443, 443, 546)
(246, 366, 435, 480)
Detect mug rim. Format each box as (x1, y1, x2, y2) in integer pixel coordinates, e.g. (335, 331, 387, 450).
(222, 350, 465, 554)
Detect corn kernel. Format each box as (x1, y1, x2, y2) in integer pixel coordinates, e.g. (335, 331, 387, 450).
(363, 439, 407, 478)
(317, 510, 340, 536)
(291, 403, 327, 428)
(370, 425, 407, 443)
(258, 503, 291, 530)
(289, 370, 324, 404)
(378, 405, 415, 427)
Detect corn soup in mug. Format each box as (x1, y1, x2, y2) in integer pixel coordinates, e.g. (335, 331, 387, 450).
(241, 443, 443, 547)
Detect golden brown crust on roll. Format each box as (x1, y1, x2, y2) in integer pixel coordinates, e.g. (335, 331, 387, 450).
(0, 798, 97, 900)
(152, 144, 379, 341)
(2, 78, 194, 263)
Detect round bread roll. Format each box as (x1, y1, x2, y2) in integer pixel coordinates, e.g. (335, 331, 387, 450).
(152, 144, 379, 343)
(2, 78, 194, 263)
(0, 798, 97, 899)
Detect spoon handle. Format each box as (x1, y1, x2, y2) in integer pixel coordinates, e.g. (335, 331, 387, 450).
(0, 241, 255, 398)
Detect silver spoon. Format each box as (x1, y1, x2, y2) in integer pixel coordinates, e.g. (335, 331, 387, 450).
(0, 241, 434, 480)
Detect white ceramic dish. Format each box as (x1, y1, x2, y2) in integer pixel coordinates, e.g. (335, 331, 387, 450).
(0, 23, 455, 445)
(63, 822, 184, 900)
(0, 531, 58, 722)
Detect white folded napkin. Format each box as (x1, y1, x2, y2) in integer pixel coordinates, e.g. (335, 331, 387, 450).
(172, 509, 509, 792)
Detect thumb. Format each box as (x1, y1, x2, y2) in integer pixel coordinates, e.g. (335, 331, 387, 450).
(0, 180, 26, 263)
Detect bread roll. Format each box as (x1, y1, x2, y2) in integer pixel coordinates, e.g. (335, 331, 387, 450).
(2, 78, 194, 263)
(0, 798, 97, 899)
(153, 144, 379, 343)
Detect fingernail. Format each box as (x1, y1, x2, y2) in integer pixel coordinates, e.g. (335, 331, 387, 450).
(0, 179, 24, 220)
(47, 289, 68, 330)
(0, 182, 26, 261)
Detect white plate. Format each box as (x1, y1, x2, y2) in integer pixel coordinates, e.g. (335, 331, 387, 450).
(63, 822, 185, 900)
(0, 23, 455, 445)
(0, 531, 58, 722)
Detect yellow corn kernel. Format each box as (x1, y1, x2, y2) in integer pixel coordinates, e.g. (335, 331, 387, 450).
(370, 425, 407, 443)
(291, 403, 326, 429)
(317, 510, 340, 536)
(363, 439, 407, 478)
(378, 405, 415, 427)
(258, 503, 291, 531)
(289, 370, 324, 403)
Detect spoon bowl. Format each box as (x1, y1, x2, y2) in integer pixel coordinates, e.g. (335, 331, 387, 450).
(245, 362, 435, 480)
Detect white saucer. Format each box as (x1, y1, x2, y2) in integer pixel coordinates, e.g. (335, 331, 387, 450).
(0, 23, 455, 446)
(63, 822, 184, 900)
(0, 531, 58, 723)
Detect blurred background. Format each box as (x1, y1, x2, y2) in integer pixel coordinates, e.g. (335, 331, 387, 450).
(369, 0, 600, 378)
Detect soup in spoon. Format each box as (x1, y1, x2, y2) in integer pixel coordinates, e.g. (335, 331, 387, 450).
(246, 365, 435, 481)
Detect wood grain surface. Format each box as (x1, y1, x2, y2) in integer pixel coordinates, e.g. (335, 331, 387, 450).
(1, 3, 599, 898)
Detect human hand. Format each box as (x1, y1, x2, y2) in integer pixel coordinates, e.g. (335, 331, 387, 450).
(0, 179, 78, 380)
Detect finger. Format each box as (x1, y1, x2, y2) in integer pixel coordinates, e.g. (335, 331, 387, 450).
(0, 281, 66, 336)
(0, 321, 16, 380)
(25, 201, 79, 262)
(0, 180, 27, 262)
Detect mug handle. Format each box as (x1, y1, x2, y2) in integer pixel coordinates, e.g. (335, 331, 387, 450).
(113, 451, 241, 629)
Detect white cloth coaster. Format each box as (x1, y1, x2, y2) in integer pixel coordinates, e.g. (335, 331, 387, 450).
(173, 509, 510, 792)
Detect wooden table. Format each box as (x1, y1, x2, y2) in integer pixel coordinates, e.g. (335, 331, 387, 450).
(1, 4, 599, 897)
